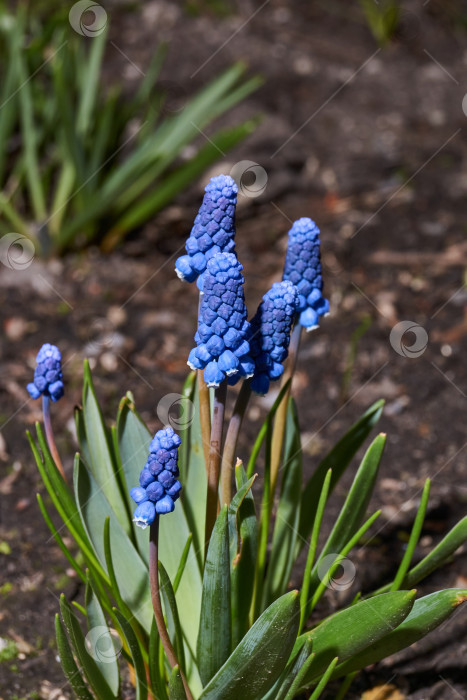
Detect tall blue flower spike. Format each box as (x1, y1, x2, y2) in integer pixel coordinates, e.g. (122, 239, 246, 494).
(27, 343, 64, 402)
(282, 218, 329, 331)
(248, 281, 299, 395)
(187, 252, 253, 387)
(175, 174, 238, 291)
(131, 427, 182, 529)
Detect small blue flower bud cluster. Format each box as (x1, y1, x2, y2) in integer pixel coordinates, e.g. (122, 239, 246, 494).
(131, 428, 182, 529)
(27, 343, 64, 402)
(187, 252, 253, 387)
(175, 175, 238, 291)
(248, 281, 299, 395)
(282, 218, 329, 331)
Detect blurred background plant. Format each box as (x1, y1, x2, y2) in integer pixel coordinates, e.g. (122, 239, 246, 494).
(0, 4, 260, 256)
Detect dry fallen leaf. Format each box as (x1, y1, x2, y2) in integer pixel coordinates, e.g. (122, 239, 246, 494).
(361, 685, 405, 700)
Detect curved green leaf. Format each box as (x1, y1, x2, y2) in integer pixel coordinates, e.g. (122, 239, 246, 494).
(55, 614, 93, 700)
(168, 665, 186, 700)
(85, 577, 120, 695)
(199, 590, 300, 700)
(298, 590, 416, 689)
(298, 400, 384, 551)
(197, 506, 231, 685)
(159, 561, 186, 676)
(308, 433, 386, 593)
(114, 609, 148, 700)
(332, 588, 467, 678)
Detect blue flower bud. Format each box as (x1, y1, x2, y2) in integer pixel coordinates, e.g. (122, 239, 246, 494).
(133, 501, 156, 529)
(130, 486, 148, 504)
(175, 175, 238, 290)
(187, 253, 251, 387)
(27, 344, 64, 402)
(248, 281, 299, 395)
(131, 428, 182, 526)
(282, 218, 329, 331)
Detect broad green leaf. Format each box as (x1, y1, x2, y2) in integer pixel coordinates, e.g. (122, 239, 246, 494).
(159, 562, 186, 675)
(297, 590, 416, 688)
(197, 506, 231, 686)
(199, 591, 300, 700)
(114, 609, 148, 700)
(263, 399, 302, 607)
(298, 400, 384, 551)
(267, 637, 313, 700)
(332, 588, 467, 678)
(230, 465, 258, 647)
(74, 455, 153, 631)
(79, 361, 131, 535)
(308, 433, 386, 593)
(59, 595, 115, 699)
(182, 376, 207, 571)
(84, 578, 120, 695)
(168, 665, 186, 700)
(55, 614, 94, 700)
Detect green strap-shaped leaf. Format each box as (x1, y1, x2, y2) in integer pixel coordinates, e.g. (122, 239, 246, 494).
(78, 360, 131, 535)
(391, 479, 430, 591)
(308, 657, 338, 700)
(74, 455, 153, 632)
(263, 399, 302, 607)
(297, 590, 416, 689)
(298, 400, 384, 551)
(246, 380, 291, 479)
(230, 465, 258, 648)
(199, 590, 300, 700)
(197, 506, 231, 686)
(159, 561, 186, 676)
(113, 609, 148, 700)
(168, 665, 186, 700)
(332, 588, 467, 679)
(308, 433, 386, 593)
(85, 577, 120, 695)
(59, 595, 115, 699)
(55, 614, 93, 700)
(267, 636, 313, 700)
(149, 618, 168, 700)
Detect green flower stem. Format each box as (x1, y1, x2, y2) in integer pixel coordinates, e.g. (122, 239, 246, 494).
(220, 380, 252, 506)
(149, 517, 193, 700)
(42, 395, 66, 482)
(204, 380, 228, 553)
(198, 370, 211, 478)
(270, 323, 301, 497)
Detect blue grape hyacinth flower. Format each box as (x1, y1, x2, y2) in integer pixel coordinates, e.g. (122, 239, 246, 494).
(27, 343, 64, 402)
(282, 218, 329, 331)
(131, 427, 182, 528)
(187, 252, 253, 387)
(175, 174, 238, 291)
(248, 281, 299, 395)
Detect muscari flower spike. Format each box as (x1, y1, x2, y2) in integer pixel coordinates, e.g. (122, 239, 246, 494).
(175, 174, 238, 291)
(248, 281, 299, 395)
(187, 252, 254, 388)
(131, 427, 182, 529)
(282, 218, 329, 331)
(27, 343, 64, 402)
